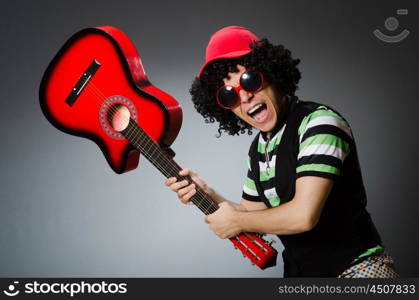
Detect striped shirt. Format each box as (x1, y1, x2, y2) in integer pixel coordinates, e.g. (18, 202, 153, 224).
(241, 100, 383, 274)
(242, 105, 353, 207)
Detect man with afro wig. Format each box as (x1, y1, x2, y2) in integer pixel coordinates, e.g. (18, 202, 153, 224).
(165, 26, 398, 278)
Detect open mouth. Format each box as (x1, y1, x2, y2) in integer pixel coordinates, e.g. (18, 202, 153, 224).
(247, 103, 268, 121)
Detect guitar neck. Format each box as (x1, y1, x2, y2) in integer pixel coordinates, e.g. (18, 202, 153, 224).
(121, 119, 218, 215)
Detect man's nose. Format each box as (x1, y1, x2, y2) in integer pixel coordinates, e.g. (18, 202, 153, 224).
(239, 88, 253, 104)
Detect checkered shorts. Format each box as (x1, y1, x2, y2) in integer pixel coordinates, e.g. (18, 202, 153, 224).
(338, 250, 399, 278)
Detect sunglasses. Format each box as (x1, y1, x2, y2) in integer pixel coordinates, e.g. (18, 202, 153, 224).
(216, 70, 264, 109)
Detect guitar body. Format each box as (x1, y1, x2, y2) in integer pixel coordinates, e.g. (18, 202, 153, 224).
(40, 26, 182, 174)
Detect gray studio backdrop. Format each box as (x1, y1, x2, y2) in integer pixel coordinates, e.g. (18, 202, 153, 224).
(0, 0, 418, 277)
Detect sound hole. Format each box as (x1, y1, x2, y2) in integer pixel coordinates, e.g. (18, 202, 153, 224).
(107, 104, 131, 132)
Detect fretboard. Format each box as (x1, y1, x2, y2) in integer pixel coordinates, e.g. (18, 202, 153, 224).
(121, 119, 218, 215)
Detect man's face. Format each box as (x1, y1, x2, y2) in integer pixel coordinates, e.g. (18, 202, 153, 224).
(222, 65, 281, 135)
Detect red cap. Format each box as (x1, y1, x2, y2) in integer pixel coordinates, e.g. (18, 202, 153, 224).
(198, 26, 260, 78)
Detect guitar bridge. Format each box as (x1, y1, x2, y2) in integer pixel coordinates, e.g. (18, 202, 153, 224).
(65, 59, 101, 107)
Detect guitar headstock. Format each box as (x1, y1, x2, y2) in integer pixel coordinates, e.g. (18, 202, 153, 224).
(230, 233, 278, 269)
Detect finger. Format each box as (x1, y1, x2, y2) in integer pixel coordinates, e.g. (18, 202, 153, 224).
(177, 184, 195, 198)
(179, 168, 190, 176)
(205, 214, 214, 224)
(164, 177, 176, 186)
(180, 187, 196, 204)
(169, 180, 189, 192)
(180, 168, 199, 179)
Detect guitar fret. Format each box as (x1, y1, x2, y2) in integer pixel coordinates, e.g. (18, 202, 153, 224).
(121, 119, 218, 215)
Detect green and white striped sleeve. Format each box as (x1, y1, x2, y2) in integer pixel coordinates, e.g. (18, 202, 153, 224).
(297, 105, 353, 180)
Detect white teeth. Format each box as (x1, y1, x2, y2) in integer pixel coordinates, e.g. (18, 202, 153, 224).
(248, 103, 263, 115)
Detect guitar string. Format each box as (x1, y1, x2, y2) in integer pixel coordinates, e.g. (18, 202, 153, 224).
(122, 121, 218, 215)
(84, 84, 218, 215)
(83, 82, 218, 215)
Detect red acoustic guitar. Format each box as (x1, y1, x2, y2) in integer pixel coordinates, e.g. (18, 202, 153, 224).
(39, 26, 277, 269)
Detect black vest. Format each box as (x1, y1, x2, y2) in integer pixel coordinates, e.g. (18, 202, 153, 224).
(249, 99, 382, 277)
